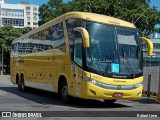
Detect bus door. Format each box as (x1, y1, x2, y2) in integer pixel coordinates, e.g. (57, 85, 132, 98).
(71, 36, 83, 98)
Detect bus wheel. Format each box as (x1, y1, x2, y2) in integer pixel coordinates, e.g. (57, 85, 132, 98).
(103, 100, 117, 104)
(20, 75, 26, 92)
(59, 80, 70, 103)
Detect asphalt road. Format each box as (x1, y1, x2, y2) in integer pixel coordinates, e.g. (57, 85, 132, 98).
(0, 75, 160, 120)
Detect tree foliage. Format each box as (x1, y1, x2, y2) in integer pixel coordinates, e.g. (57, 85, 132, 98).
(39, 0, 160, 36)
(21, 27, 32, 34)
(0, 25, 32, 73)
(0, 25, 22, 52)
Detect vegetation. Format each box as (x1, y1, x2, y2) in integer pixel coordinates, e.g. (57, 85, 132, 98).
(0, 25, 32, 74)
(39, 0, 160, 36)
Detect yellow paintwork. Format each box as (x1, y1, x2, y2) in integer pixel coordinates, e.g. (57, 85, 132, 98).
(82, 71, 143, 100)
(73, 27, 90, 48)
(11, 12, 143, 100)
(90, 72, 143, 85)
(83, 81, 142, 100)
(141, 37, 153, 56)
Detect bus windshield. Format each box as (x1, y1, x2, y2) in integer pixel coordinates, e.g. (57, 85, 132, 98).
(84, 21, 142, 78)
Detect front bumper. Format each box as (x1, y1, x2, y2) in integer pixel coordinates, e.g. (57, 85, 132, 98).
(83, 81, 143, 100)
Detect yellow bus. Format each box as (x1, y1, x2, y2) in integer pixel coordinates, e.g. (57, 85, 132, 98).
(10, 12, 153, 103)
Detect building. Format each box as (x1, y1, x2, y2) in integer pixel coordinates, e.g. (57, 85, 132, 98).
(143, 38, 160, 66)
(0, 2, 25, 28)
(20, 2, 39, 29)
(0, 0, 39, 29)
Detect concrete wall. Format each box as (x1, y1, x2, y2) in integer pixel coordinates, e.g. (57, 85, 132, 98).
(143, 66, 159, 93)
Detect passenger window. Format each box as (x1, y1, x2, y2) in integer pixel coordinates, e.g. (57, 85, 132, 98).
(49, 22, 66, 52)
(65, 19, 82, 60)
(74, 36, 82, 67)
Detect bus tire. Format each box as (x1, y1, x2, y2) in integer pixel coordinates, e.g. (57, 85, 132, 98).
(103, 100, 117, 104)
(59, 80, 70, 103)
(20, 75, 26, 92)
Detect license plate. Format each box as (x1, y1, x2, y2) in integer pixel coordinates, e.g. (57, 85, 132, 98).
(113, 92, 123, 98)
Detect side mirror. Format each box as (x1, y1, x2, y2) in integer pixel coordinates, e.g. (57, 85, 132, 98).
(73, 27, 90, 48)
(141, 37, 153, 56)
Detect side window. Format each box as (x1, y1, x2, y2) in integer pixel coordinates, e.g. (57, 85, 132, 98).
(50, 22, 66, 52)
(74, 36, 82, 67)
(11, 43, 17, 56)
(65, 19, 82, 60)
(27, 22, 66, 54)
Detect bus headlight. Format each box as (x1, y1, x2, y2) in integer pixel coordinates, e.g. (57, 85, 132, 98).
(83, 76, 100, 85)
(134, 82, 142, 88)
(90, 79, 97, 84)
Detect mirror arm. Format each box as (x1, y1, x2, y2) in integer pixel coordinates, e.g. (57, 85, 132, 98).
(141, 37, 153, 56)
(73, 27, 90, 48)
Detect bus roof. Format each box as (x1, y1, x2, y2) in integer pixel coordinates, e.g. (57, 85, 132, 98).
(64, 12, 136, 28)
(13, 12, 136, 43)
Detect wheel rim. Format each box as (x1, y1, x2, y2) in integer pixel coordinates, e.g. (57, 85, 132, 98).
(62, 86, 68, 98)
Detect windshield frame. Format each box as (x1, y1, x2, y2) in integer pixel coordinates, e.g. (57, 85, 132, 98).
(82, 20, 143, 79)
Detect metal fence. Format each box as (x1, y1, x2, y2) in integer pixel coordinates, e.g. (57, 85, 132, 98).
(143, 66, 160, 101)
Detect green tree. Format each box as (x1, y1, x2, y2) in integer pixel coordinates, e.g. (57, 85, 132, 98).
(39, 0, 160, 36)
(21, 27, 32, 34)
(48, 0, 63, 9)
(39, 4, 53, 25)
(39, 0, 63, 25)
(0, 25, 23, 73)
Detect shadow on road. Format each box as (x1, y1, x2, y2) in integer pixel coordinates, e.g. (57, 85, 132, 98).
(0, 86, 131, 109)
(133, 97, 158, 104)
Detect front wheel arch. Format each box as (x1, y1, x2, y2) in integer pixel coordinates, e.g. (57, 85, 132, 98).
(58, 76, 70, 102)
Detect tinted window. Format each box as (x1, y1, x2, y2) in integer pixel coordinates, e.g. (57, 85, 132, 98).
(65, 19, 82, 60)
(74, 37, 82, 67)
(12, 22, 66, 56)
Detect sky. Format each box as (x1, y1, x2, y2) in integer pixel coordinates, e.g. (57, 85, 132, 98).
(148, 0, 160, 37)
(149, 0, 160, 11)
(5, 0, 160, 9)
(5, 0, 70, 5)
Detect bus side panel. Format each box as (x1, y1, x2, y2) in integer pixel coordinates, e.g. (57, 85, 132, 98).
(22, 55, 46, 90)
(10, 57, 21, 84)
(69, 65, 84, 98)
(45, 64, 57, 92)
(10, 64, 17, 84)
